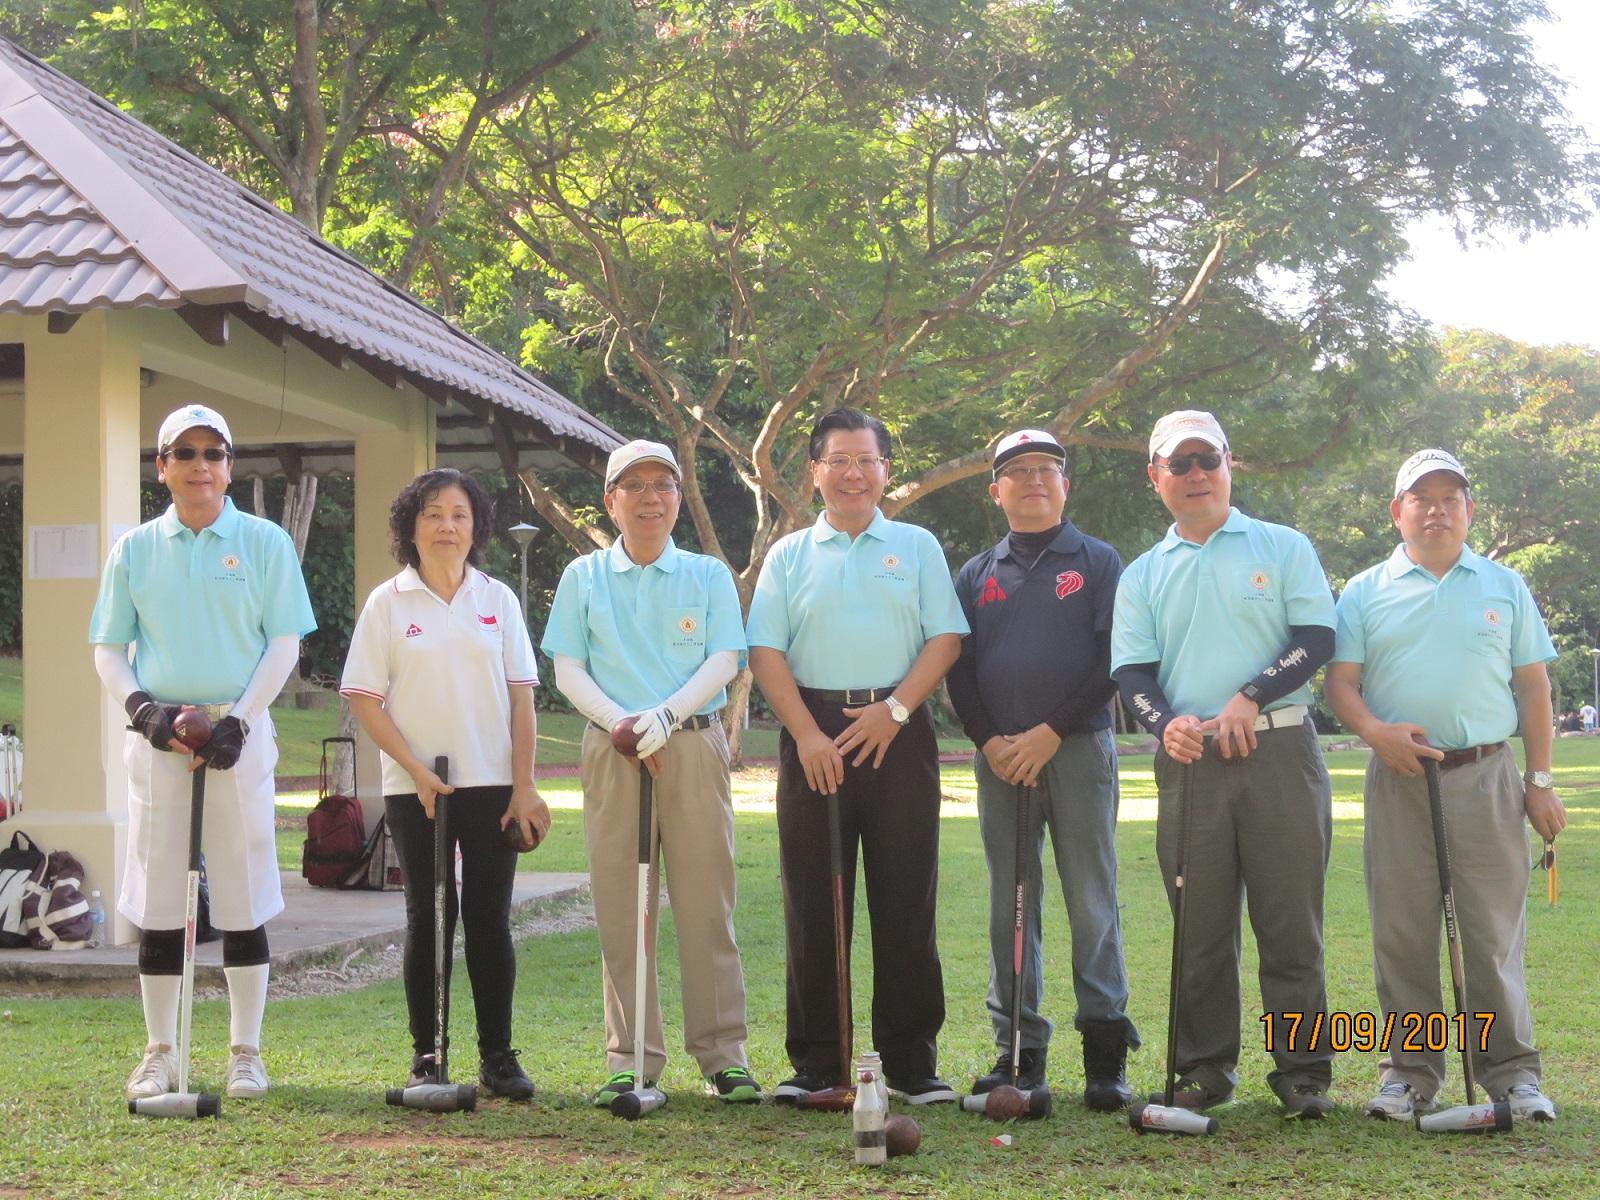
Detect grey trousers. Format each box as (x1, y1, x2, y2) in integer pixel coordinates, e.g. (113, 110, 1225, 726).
(1364, 746, 1540, 1099)
(1153, 720, 1333, 1096)
(975, 728, 1137, 1052)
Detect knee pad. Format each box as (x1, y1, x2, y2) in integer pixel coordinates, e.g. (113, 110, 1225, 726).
(138, 928, 184, 975)
(222, 925, 270, 967)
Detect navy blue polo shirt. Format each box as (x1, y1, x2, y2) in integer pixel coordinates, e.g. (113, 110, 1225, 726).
(952, 520, 1122, 740)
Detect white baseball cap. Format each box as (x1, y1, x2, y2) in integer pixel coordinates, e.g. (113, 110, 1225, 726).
(992, 429, 1067, 476)
(605, 439, 680, 487)
(157, 403, 232, 452)
(1149, 410, 1228, 461)
(1394, 448, 1469, 498)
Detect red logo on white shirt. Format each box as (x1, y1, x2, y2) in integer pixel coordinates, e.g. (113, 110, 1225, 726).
(1055, 571, 1084, 599)
(478, 614, 498, 627)
(405, 623, 423, 638)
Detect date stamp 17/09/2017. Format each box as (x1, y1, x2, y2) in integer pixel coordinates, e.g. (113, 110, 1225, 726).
(1260, 1011, 1496, 1055)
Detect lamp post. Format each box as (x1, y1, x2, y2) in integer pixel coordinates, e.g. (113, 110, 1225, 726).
(1590, 648, 1600, 732)
(508, 522, 540, 621)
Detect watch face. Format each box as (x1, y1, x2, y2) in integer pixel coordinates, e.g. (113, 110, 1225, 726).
(890, 703, 909, 723)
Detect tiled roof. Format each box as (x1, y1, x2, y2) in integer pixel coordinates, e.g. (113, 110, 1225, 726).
(0, 37, 619, 455)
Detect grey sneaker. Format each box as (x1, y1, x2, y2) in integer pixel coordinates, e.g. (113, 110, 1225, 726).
(1365, 1080, 1434, 1121)
(225, 1045, 269, 1098)
(126, 1043, 178, 1100)
(1500, 1083, 1555, 1122)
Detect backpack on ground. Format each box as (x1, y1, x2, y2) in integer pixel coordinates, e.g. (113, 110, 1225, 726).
(0, 830, 45, 948)
(344, 810, 404, 892)
(22, 847, 93, 950)
(303, 737, 367, 888)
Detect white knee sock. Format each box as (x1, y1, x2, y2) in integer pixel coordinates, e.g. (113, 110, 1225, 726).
(139, 974, 180, 1047)
(225, 964, 270, 1050)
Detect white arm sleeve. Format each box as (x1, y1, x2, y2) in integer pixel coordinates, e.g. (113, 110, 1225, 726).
(230, 636, 302, 726)
(553, 655, 629, 731)
(661, 649, 739, 723)
(92, 644, 141, 709)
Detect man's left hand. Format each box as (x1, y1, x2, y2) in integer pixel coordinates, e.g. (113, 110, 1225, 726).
(1203, 693, 1260, 760)
(194, 716, 247, 771)
(1004, 724, 1062, 788)
(1524, 785, 1566, 842)
(836, 701, 902, 769)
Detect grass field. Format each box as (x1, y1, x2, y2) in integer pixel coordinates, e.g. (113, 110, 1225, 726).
(3, 733, 1597, 1198)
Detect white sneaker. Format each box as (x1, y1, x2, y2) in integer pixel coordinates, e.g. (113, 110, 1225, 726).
(1501, 1083, 1555, 1122)
(126, 1043, 178, 1100)
(225, 1046, 269, 1098)
(1365, 1080, 1435, 1121)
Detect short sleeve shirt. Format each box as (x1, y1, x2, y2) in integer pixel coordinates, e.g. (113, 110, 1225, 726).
(745, 509, 969, 689)
(341, 566, 539, 793)
(1111, 507, 1334, 719)
(1332, 544, 1554, 749)
(88, 498, 316, 703)
(540, 538, 746, 716)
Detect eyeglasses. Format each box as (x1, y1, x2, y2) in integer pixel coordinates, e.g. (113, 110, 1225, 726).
(161, 446, 232, 463)
(1160, 451, 1223, 475)
(998, 464, 1065, 483)
(611, 478, 680, 496)
(817, 453, 888, 472)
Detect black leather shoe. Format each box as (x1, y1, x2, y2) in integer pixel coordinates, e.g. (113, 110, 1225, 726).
(972, 1047, 1047, 1094)
(1081, 1019, 1134, 1111)
(479, 1048, 535, 1101)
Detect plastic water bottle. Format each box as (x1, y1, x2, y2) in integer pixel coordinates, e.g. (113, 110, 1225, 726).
(853, 1066, 887, 1166)
(88, 891, 105, 949)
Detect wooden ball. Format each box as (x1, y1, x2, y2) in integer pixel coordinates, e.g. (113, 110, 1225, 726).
(610, 717, 641, 757)
(884, 1113, 920, 1157)
(986, 1085, 1028, 1121)
(172, 706, 213, 751)
(503, 821, 541, 854)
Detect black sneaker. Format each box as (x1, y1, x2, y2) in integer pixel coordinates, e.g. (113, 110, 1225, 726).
(972, 1048, 1047, 1095)
(772, 1070, 836, 1104)
(479, 1048, 535, 1102)
(704, 1066, 763, 1103)
(888, 1076, 958, 1105)
(407, 1053, 438, 1087)
(1147, 1077, 1234, 1111)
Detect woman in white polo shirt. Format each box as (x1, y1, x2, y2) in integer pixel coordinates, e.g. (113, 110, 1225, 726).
(341, 468, 550, 1099)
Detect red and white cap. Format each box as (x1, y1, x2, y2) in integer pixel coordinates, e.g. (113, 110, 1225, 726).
(992, 429, 1067, 477)
(1148, 410, 1227, 461)
(157, 403, 232, 452)
(605, 439, 680, 487)
(1394, 448, 1469, 498)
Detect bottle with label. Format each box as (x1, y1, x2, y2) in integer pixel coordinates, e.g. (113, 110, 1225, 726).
(88, 890, 105, 949)
(857, 1049, 888, 1110)
(853, 1066, 887, 1167)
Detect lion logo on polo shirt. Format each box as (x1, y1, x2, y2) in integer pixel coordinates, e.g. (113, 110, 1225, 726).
(1055, 570, 1084, 599)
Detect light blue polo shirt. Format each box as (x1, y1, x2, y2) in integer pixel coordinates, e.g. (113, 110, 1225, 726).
(88, 498, 317, 703)
(745, 509, 969, 689)
(1333, 544, 1554, 750)
(541, 537, 746, 716)
(1111, 507, 1333, 719)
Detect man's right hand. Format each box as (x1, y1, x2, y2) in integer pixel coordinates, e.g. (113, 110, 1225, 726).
(797, 729, 845, 796)
(982, 735, 1019, 783)
(125, 692, 180, 752)
(1367, 722, 1445, 776)
(1161, 715, 1207, 764)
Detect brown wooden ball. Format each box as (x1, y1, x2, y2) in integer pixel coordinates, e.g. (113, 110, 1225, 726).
(985, 1084, 1028, 1121)
(884, 1113, 920, 1157)
(172, 706, 213, 751)
(610, 717, 641, 757)
(503, 820, 542, 854)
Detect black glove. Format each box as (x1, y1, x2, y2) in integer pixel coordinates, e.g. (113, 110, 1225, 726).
(126, 692, 181, 752)
(195, 716, 249, 771)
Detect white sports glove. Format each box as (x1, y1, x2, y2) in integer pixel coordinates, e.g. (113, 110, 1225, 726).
(631, 705, 680, 758)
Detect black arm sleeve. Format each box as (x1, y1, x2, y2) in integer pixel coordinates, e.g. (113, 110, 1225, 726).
(1113, 661, 1175, 739)
(1240, 624, 1334, 709)
(947, 635, 1001, 748)
(1045, 631, 1118, 738)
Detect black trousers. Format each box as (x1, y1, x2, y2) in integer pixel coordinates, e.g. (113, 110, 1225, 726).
(385, 786, 518, 1057)
(776, 697, 944, 1082)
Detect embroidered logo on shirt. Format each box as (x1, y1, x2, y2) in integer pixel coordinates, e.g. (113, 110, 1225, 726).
(1250, 570, 1269, 591)
(882, 553, 901, 570)
(977, 575, 1007, 607)
(1484, 608, 1501, 626)
(221, 553, 240, 571)
(1055, 570, 1084, 599)
(405, 623, 423, 638)
(478, 614, 498, 628)
(678, 615, 698, 635)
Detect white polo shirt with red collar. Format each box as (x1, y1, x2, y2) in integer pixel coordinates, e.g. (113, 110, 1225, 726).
(341, 565, 539, 794)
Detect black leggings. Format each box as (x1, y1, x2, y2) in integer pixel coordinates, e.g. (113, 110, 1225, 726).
(385, 786, 519, 1057)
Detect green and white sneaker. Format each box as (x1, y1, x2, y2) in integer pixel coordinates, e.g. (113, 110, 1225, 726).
(593, 1070, 643, 1108)
(705, 1066, 763, 1103)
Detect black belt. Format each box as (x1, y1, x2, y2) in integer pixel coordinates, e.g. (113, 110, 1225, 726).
(590, 711, 722, 735)
(1438, 742, 1507, 771)
(798, 686, 896, 706)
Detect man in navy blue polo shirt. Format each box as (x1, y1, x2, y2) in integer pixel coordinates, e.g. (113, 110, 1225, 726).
(947, 429, 1137, 1111)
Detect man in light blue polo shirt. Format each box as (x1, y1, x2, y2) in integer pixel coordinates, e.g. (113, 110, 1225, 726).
(1327, 448, 1563, 1124)
(543, 439, 761, 1108)
(1111, 409, 1337, 1117)
(747, 407, 968, 1105)
(90, 403, 315, 1104)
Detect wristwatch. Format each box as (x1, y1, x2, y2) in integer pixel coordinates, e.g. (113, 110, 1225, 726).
(884, 695, 910, 725)
(1524, 768, 1555, 790)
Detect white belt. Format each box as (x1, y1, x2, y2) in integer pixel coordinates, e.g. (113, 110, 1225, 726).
(1252, 704, 1307, 732)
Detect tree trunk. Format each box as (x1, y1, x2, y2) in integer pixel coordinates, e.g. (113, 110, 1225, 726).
(252, 475, 265, 518)
(723, 667, 756, 769)
(281, 472, 318, 561)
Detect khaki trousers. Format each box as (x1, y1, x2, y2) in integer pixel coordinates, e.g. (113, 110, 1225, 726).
(581, 721, 749, 1079)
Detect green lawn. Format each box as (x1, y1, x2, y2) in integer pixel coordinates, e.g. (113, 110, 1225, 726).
(5, 736, 1598, 1198)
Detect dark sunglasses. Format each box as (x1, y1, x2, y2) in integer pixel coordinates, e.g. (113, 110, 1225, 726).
(162, 446, 232, 463)
(1161, 451, 1223, 475)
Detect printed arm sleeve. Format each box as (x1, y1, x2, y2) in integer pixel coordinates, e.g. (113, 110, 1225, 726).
(1113, 660, 1175, 739)
(660, 650, 739, 722)
(1240, 624, 1334, 708)
(231, 635, 302, 725)
(553, 655, 629, 731)
(92, 643, 141, 709)
(1044, 631, 1118, 737)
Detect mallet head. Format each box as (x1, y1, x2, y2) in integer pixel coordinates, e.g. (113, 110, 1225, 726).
(959, 1084, 1052, 1121)
(610, 1086, 667, 1120)
(385, 1082, 477, 1112)
(1128, 1102, 1218, 1135)
(1416, 1101, 1512, 1134)
(793, 1084, 857, 1112)
(130, 1092, 220, 1119)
